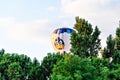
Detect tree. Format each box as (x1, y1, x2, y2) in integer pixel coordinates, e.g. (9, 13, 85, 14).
(40, 53, 63, 80)
(51, 54, 97, 80)
(103, 35, 115, 58)
(0, 52, 42, 80)
(70, 17, 101, 58)
(0, 48, 5, 55)
(116, 26, 120, 50)
(109, 26, 120, 64)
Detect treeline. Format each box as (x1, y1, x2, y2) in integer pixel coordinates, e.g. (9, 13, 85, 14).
(0, 17, 120, 80)
(0, 49, 42, 80)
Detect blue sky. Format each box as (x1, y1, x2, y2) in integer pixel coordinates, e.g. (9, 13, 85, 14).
(0, 0, 120, 61)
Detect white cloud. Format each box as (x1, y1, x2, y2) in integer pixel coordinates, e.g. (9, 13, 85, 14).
(0, 17, 54, 61)
(48, 6, 57, 11)
(0, 17, 15, 27)
(0, 17, 50, 44)
(61, 0, 120, 17)
(99, 0, 110, 5)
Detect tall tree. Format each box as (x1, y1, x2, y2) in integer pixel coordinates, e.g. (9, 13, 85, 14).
(111, 25, 120, 64)
(70, 17, 101, 58)
(103, 35, 115, 58)
(109, 25, 120, 64)
(116, 26, 120, 50)
(0, 48, 5, 55)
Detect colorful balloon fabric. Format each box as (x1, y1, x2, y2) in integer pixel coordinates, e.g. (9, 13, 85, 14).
(51, 28, 73, 53)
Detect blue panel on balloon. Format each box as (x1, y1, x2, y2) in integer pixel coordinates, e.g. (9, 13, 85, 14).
(67, 29, 72, 33)
(59, 29, 64, 34)
(58, 28, 73, 34)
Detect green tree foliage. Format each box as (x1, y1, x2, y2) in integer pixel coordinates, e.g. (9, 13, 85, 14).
(0, 50, 41, 80)
(40, 53, 63, 80)
(103, 35, 115, 58)
(71, 17, 101, 58)
(103, 25, 120, 64)
(109, 26, 120, 64)
(29, 58, 41, 80)
(105, 61, 120, 80)
(51, 54, 120, 80)
(0, 54, 11, 80)
(116, 26, 120, 50)
(7, 62, 22, 80)
(51, 54, 97, 80)
(0, 48, 5, 55)
(112, 50, 120, 64)
(91, 57, 110, 80)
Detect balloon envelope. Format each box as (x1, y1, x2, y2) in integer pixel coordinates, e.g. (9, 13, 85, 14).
(51, 28, 73, 53)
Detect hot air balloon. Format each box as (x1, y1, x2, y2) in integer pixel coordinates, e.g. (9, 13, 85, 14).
(51, 28, 73, 54)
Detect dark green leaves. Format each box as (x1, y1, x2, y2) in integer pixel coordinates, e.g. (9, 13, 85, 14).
(71, 17, 101, 58)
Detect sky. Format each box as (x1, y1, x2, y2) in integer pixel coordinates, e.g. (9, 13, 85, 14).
(0, 0, 120, 61)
